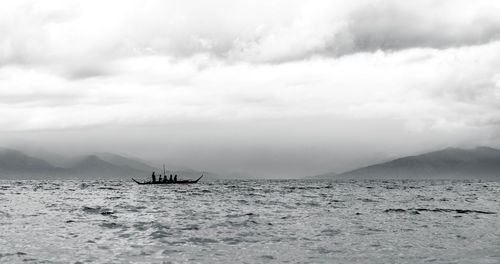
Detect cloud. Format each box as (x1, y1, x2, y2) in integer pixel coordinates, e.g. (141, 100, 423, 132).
(2, 0, 500, 69)
(228, 0, 500, 62)
(1, 40, 500, 133)
(342, 1, 500, 53)
(1, 0, 500, 176)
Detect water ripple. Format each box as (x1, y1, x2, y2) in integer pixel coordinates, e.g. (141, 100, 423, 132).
(0, 179, 498, 263)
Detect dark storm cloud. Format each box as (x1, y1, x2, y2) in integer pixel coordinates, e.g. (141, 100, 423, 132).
(241, 1, 500, 62)
(132, 1, 500, 62)
(161, 1, 500, 63)
(2, 1, 500, 68)
(341, 2, 500, 54)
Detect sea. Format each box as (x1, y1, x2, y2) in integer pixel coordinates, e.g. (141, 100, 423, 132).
(0, 179, 499, 264)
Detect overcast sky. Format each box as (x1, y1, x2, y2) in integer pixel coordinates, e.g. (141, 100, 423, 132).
(1, 0, 500, 178)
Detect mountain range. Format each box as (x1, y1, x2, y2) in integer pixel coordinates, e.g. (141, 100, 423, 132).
(315, 146, 500, 180)
(0, 148, 216, 180)
(1, 146, 500, 180)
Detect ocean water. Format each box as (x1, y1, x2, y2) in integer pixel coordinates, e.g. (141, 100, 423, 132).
(0, 179, 499, 263)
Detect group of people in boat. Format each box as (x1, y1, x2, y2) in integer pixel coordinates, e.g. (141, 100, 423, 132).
(151, 171, 178, 183)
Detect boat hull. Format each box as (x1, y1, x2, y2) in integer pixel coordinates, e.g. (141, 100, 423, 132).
(132, 175, 203, 185)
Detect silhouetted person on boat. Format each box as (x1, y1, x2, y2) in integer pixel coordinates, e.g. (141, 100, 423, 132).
(169, 174, 173, 182)
(158, 175, 162, 183)
(152, 172, 156, 183)
(174, 174, 177, 182)
(163, 176, 167, 183)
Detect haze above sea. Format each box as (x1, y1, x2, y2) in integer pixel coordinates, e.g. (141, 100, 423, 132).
(1, 179, 499, 263)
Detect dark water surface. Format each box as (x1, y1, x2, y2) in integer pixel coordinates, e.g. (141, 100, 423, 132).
(1, 179, 499, 263)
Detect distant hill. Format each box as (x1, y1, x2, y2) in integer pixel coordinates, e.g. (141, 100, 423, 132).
(328, 147, 500, 180)
(0, 149, 213, 180)
(68, 155, 147, 178)
(0, 148, 66, 178)
(93, 153, 157, 172)
(306, 172, 337, 179)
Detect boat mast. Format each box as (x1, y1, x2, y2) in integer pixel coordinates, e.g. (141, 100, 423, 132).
(163, 164, 166, 176)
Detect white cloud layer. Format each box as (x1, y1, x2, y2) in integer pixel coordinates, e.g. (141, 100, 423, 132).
(1, 0, 500, 176)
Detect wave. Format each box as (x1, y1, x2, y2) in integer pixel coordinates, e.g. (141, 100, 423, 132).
(384, 208, 496, 214)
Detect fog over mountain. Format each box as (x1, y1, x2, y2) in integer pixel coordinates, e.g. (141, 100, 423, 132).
(2, 146, 499, 180)
(0, 148, 64, 178)
(0, 148, 220, 180)
(316, 147, 500, 180)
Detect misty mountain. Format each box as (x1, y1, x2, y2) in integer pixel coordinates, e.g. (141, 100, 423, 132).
(306, 172, 338, 179)
(68, 155, 147, 178)
(326, 147, 500, 180)
(0, 148, 57, 173)
(92, 153, 157, 172)
(0, 148, 66, 178)
(0, 149, 221, 180)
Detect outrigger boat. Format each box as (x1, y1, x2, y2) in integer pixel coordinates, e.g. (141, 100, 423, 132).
(132, 164, 204, 185)
(132, 175, 203, 185)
